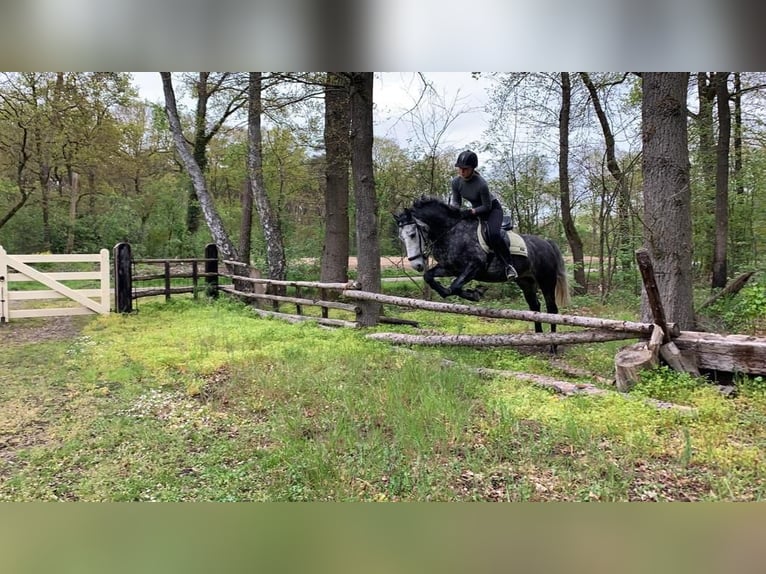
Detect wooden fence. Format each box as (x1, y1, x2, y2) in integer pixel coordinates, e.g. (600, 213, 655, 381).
(0, 245, 110, 322)
(111, 243, 766, 383)
(113, 242, 219, 313)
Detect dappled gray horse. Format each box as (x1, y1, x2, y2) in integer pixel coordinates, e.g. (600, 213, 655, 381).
(395, 196, 569, 333)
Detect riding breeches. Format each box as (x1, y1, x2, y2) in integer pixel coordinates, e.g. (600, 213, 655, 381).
(483, 206, 514, 266)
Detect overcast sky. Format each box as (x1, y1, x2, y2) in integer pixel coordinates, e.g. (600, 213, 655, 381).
(131, 72, 492, 153)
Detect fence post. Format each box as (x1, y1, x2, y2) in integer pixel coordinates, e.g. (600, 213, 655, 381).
(164, 261, 171, 301)
(205, 243, 219, 298)
(114, 242, 133, 313)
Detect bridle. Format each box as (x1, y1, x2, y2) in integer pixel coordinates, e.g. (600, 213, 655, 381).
(397, 217, 431, 263)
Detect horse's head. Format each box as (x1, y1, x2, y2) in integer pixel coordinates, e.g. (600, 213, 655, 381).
(394, 208, 428, 273)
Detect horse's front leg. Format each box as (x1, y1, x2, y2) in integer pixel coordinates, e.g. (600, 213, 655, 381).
(423, 265, 454, 298)
(447, 261, 485, 301)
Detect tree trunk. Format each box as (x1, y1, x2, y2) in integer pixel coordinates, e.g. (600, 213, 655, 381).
(348, 72, 381, 325)
(161, 73, 239, 263)
(581, 73, 632, 273)
(66, 171, 79, 253)
(321, 73, 351, 284)
(712, 72, 731, 290)
(185, 72, 210, 235)
(238, 176, 253, 262)
(695, 73, 717, 276)
(733, 73, 743, 196)
(640, 73, 695, 330)
(247, 72, 287, 282)
(559, 72, 586, 295)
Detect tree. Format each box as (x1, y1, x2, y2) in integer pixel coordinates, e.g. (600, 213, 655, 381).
(712, 72, 731, 289)
(640, 73, 695, 329)
(580, 72, 633, 272)
(348, 72, 381, 324)
(179, 73, 248, 235)
(559, 72, 586, 295)
(320, 73, 351, 283)
(161, 72, 239, 263)
(247, 72, 286, 281)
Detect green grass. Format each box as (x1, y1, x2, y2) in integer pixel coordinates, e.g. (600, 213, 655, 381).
(1, 296, 765, 501)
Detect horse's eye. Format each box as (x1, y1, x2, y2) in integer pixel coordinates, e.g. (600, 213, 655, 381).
(408, 232, 416, 240)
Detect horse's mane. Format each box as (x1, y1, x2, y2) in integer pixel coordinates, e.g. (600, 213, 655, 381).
(412, 196, 460, 224)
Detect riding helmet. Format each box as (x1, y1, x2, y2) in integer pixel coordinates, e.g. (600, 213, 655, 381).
(455, 150, 478, 169)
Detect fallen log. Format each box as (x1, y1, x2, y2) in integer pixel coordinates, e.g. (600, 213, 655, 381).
(249, 308, 358, 328)
(697, 271, 757, 311)
(343, 290, 677, 335)
(223, 286, 358, 312)
(435, 358, 695, 413)
(366, 330, 637, 347)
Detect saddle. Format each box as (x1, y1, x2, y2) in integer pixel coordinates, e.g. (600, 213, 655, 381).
(477, 220, 528, 257)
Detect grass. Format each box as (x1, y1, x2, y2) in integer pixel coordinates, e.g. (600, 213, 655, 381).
(1, 295, 765, 501)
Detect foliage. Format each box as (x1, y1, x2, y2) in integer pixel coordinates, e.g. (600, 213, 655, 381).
(706, 280, 766, 335)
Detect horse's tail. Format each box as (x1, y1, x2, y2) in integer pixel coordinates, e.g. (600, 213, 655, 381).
(550, 240, 571, 308)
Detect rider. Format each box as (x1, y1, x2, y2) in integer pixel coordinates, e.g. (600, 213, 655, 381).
(449, 150, 517, 279)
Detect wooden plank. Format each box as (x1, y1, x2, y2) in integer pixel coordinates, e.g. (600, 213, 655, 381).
(9, 271, 102, 281)
(9, 289, 104, 300)
(0, 246, 8, 322)
(673, 331, 766, 375)
(99, 249, 110, 313)
(11, 253, 104, 263)
(10, 307, 96, 319)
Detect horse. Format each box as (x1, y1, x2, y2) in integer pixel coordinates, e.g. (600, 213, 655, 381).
(394, 196, 570, 334)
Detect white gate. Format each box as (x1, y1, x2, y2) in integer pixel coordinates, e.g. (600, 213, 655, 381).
(0, 246, 110, 322)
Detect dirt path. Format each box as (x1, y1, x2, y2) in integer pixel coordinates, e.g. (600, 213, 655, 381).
(0, 315, 89, 345)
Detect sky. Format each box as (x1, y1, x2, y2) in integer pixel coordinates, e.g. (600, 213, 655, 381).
(131, 72, 494, 153)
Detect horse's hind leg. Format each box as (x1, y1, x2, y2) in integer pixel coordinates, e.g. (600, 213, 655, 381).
(518, 280, 543, 333)
(540, 284, 559, 333)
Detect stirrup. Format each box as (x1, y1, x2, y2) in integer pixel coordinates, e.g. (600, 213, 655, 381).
(505, 264, 518, 279)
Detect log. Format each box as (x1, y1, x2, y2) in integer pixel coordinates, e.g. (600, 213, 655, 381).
(225, 274, 360, 291)
(673, 331, 766, 375)
(343, 290, 678, 336)
(697, 271, 757, 310)
(222, 286, 358, 312)
(635, 248, 670, 343)
(434, 357, 695, 413)
(249, 308, 358, 328)
(366, 330, 637, 347)
(659, 341, 700, 376)
(647, 323, 665, 354)
(615, 342, 658, 392)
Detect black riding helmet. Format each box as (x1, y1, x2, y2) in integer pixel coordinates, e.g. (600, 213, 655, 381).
(455, 150, 478, 169)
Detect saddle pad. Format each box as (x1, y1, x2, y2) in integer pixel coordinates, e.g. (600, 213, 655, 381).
(477, 224, 528, 257)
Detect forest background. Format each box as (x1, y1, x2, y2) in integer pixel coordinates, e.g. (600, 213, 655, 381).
(0, 72, 764, 309)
